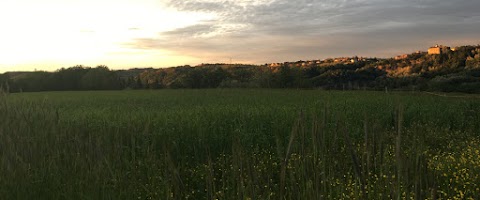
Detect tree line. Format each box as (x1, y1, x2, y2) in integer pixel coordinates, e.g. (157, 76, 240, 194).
(1, 45, 480, 93)
(1, 66, 121, 92)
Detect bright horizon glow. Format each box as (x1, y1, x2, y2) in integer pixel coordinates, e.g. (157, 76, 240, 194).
(0, 0, 214, 72)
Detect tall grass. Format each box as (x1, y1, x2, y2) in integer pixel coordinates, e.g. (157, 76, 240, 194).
(1, 89, 480, 199)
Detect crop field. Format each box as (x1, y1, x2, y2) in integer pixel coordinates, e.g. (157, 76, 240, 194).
(1, 89, 480, 199)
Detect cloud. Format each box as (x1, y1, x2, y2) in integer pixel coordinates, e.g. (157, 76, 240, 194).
(128, 0, 480, 64)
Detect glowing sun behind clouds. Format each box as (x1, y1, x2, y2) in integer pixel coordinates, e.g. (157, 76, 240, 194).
(0, 0, 214, 72)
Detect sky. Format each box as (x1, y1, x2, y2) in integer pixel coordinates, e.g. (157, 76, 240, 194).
(1, 0, 480, 72)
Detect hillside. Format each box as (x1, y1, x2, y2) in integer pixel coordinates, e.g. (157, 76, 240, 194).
(1, 45, 480, 93)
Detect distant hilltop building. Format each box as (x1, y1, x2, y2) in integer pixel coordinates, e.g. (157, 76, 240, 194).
(394, 54, 408, 60)
(394, 51, 422, 60)
(428, 44, 451, 55)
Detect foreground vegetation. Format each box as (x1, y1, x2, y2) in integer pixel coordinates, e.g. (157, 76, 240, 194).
(1, 89, 480, 199)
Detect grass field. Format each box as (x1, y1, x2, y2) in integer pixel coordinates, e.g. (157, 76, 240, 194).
(1, 89, 480, 199)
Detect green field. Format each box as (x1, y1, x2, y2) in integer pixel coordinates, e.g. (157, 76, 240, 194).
(1, 89, 479, 199)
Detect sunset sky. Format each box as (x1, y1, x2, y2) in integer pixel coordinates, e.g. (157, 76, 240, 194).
(1, 0, 479, 72)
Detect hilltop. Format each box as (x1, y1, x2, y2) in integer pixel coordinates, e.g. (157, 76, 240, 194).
(1, 44, 480, 93)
